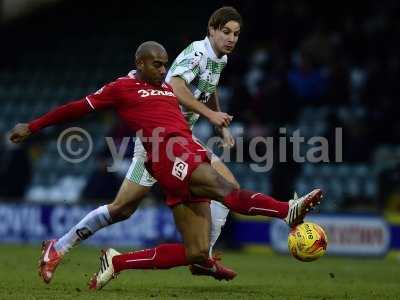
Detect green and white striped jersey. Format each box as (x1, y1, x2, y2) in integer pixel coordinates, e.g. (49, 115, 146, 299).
(165, 37, 227, 128)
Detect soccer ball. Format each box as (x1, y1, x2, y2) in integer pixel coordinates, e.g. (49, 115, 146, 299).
(288, 222, 328, 262)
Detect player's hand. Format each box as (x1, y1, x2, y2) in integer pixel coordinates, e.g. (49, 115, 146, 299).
(219, 127, 235, 148)
(9, 123, 32, 143)
(208, 111, 233, 127)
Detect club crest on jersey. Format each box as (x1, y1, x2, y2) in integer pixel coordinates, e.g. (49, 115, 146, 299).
(138, 89, 175, 98)
(190, 51, 203, 68)
(172, 157, 188, 181)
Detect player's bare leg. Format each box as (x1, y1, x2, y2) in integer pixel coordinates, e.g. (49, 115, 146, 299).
(211, 159, 240, 189)
(173, 201, 237, 280)
(88, 202, 235, 290)
(189, 158, 239, 277)
(39, 179, 149, 284)
(173, 202, 211, 264)
(107, 179, 150, 222)
(89, 202, 211, 290)
(189, 163, 323, 226)
(174, 202, 236, 280)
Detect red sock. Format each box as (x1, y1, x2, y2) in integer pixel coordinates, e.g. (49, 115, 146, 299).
(113, 244, 189, 273)
(223, 189, 289, 218)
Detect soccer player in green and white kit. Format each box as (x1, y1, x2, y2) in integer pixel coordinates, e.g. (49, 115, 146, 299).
(37, 7, 242, 283)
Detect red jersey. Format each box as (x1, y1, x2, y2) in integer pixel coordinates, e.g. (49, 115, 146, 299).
(27, 70, 210, 204)
(85, 72, 192, 153)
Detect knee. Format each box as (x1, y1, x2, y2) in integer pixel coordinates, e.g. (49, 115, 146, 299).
(185, 246, 209, 264)
(215, 176, 238, 199)
(108, 203, 135, 222)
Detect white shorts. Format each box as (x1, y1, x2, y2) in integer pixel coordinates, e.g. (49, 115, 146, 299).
(125, 157, 157, 186)
(125, 137, 220, 187)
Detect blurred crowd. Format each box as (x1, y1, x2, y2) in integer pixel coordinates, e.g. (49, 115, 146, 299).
(225, 1, 399, 146)
(0, 1, 399, 212)
(215, 1, 400, 210)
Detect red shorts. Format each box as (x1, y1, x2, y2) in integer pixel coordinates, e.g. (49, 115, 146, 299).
(146, 135, 211, 207)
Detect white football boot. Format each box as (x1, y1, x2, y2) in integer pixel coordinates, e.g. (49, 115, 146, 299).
(88, 248, 120, 290)
(285, 189, 323, 227)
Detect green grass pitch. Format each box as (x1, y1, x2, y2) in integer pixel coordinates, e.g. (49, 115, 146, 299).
(0, 244, 399, 299)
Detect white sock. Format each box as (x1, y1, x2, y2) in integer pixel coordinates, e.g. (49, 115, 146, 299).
(54, 205, 112, 255)
(209, 200, 230, 257)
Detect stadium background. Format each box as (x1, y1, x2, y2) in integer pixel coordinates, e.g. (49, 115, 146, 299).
(0, 1, 399, 299)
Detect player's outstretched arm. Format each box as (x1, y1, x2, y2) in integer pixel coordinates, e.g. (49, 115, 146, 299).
(9, 99, 92, 144)
(169, 76, 233, 127)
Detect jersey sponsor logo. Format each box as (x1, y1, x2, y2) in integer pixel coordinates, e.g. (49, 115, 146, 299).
(138, 89, 175, 98)
(172, 157, 188, 181)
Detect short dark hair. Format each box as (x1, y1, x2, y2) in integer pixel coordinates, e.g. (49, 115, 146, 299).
(207, 6, 242, 36)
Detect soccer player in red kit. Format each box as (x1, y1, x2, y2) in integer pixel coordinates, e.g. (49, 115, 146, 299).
(10, 41, 323, 290)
